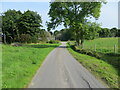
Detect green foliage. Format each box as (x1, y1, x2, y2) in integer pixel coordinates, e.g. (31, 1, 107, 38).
(54, 29, 74, 41)
(48, 2, 104, 45)
(98, 28, 111, 37)
(47, 40, 60, 44)
(2, 43, 59, 88)
(2, 9, 43, 44)
(109, 27, 118, 37)
(16, 34, 31, 43)
(70, 45, 101, 59)
(85, 22, 101, 40)
(83, 37, 119, 54)
(18, 10, 42, 36)
(2, 9, 22, 43)
(98, 27, 119, 38)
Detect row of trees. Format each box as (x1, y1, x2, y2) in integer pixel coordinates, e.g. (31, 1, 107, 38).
(2, 9, 52, 44)
(99, 27, 119, 37)
(54, 27, 119, 41)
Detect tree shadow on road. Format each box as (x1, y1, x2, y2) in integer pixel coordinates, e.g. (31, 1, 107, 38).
(57, 46, 68, 48)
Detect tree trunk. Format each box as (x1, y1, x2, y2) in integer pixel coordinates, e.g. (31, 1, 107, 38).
(76, 37, 80, 46)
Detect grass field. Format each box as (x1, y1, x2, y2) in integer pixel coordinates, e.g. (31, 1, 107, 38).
(82, 37, 119, 54)
(2, 43, 59, 88)
(67, 45, 119, 88)
(67, 37, 119, 88)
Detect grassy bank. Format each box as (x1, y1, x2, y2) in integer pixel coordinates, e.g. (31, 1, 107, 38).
(67, 38, 119, 88)
(2, 43, 59, 88)
(67, 45, 119, 88)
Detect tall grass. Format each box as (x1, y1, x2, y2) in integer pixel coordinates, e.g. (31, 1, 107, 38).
(67, 37, 119, 88)
(67, 45, 119, 88)
(2, 43, 59, 88)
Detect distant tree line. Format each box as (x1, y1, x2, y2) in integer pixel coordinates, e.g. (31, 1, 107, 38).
(54, 27, 119, 41)
(98, 27, 119, 37)
(2, 9, 52, 44)
(47, 1, 119, 46)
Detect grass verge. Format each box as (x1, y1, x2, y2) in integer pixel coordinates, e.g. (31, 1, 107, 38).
(2, 43, 59, 88)
(67, 44, 119, 88)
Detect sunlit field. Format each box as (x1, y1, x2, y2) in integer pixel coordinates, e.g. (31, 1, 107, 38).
(2, 43, 59, 88)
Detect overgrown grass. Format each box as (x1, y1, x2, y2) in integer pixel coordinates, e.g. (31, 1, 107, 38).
(67, 45, 118, 88)
(68, 37, 119, 75)
(2, 43, 60, 88)
(67, 44, 119, 88)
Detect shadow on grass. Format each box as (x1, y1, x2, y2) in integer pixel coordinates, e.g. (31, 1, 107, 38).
(25, 44, 59, 48)
(70, 45, 120, 71)
(27, 44, 69, 49)
(57, 46, 68, 48)
(100, 54, 120, 69)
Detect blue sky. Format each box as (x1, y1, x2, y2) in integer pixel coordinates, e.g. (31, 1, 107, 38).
(1, 1, 118, 31)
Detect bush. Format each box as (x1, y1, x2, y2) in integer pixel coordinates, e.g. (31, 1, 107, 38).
(30, 36, 39, 43)
(18, 34, 32, 43)
(15, 34, 40, 43)
(47, 40, 60, 44)
(71, 45, 101, 59)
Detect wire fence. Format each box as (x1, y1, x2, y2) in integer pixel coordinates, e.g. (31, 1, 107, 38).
(81, 44, 119, 54)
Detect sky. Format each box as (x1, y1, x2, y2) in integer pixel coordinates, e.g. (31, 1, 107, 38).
(0, 1, 119, 31)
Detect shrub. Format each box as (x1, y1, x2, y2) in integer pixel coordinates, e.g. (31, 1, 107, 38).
(71, 45, 101, 59)
(15, 34, 40, 43)
(47, 40, 60, 44)
(18, 34, 31, 43)
(30, 36, 39, 43)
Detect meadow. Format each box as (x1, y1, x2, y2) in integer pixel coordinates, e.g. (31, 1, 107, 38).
(2, 43, 59, 88)
(67, 37, 119, 88)
(82, 37, 119, 54)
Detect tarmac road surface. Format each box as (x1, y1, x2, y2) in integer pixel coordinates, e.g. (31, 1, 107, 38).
(28, 42, 106, 88)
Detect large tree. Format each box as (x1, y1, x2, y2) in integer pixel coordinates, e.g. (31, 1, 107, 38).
(2, 10, 43, 43)
(98, 28, 111, 37)
(110, 27, 118, 37)
(47, 1, 104, 45)
(85, 22, 101, 40)
(18, 10, 42, 36)
(2, 9, 22, 43)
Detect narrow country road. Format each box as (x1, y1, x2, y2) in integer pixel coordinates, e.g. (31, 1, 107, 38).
(28, 42, 105, 88)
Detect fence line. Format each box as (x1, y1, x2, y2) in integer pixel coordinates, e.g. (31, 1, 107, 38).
(83, 44, 117, 54)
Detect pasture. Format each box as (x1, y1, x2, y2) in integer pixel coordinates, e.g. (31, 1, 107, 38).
(82, 37, 119, 54)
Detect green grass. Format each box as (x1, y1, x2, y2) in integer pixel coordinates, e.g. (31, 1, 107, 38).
(67, 42, 119, 88)
(68, 37, 119, 70)
(82, 37, 119, 54)
(68, 38, 120, 88)
(2, 43, 59, 88)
